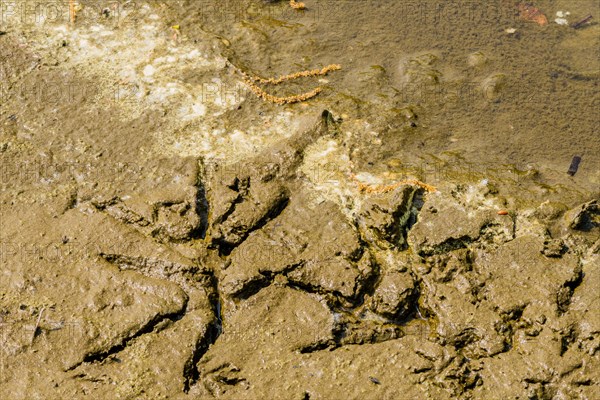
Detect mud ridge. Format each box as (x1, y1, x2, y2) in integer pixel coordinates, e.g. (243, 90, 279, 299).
(235, 262, 305, 300)
(184, 272, 228, 392)
(557, 262, 584, 314)
(214, 191, 290, 256)
(67, 309, 187, 372)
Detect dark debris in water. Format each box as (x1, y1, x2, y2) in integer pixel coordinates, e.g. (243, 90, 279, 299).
(567, 155, 582, 176)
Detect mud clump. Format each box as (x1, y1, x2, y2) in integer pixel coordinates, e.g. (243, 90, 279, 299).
(369, 270, 418, 319)
(408, 190, 514, 256)
(206, 111, 336, 253)
(212, 113, 375, 306)
(567, 199, 599, 231)
(357, 186, 420, 249)
(3, 116, 598, 398)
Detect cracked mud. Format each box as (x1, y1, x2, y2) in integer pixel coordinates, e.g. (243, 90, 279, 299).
(1, 1, 599, 399)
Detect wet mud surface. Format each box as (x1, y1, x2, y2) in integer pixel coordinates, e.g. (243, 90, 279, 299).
(1, 1, 599, 399)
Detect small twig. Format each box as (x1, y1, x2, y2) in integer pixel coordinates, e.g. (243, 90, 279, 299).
(571, 15, 593, 29)
(69, 0, 78, 25)
(31, 307, 45, 344)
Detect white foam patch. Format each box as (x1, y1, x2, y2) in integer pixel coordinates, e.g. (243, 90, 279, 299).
(8, 2, 337, 165)
(300, 138, 358, 217)
(12, 1, 283, 161)
(143, 65, 155, 77)
(159, 111, 303, 163)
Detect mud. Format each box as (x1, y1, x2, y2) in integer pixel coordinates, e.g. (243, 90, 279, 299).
(1, 1, 599, 399)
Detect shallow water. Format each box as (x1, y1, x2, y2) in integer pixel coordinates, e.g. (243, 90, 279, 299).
(168, 0, 599, 195)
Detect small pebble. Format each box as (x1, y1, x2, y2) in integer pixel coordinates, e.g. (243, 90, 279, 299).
(143, 65, 155, 77)
(369, 376, 381, 384)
